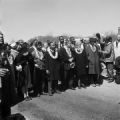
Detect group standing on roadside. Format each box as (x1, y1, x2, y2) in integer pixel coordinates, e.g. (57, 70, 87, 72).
(0, 31, 118, 120)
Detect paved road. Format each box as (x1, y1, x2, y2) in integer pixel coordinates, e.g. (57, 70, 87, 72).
(12, 80, 120, 120)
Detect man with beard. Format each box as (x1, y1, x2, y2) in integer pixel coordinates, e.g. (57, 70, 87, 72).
(0, 31, 17, 119)
(45, 41, 61, 96)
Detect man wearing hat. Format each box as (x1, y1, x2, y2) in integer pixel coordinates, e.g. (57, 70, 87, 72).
(100, 36, 115, 82)
(86, 37, 100, 87)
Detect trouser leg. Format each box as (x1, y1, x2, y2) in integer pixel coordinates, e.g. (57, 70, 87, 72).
(48, 80, 53, 96)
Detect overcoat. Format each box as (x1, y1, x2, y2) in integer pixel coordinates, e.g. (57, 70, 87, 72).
(14, 53, 32, 91)
(0, 50, 17, 107)
(86, 44, 100, 74)
(73, 48, 88, 76)
(44, 50, 60, 81)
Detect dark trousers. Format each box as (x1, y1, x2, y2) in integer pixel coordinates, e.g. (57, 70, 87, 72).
(89, 74, 98, 84)
(48, 79, 59, 94)
(1, 75, 11, 119)
(106, 62, 114, 79)
(77, 75, 87, 86)
(62, 68, 74, 90)
(33, 67, 46, 95)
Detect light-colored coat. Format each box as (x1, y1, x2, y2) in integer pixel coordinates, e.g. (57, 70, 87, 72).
(103, 42, 115, 63)
(86, 44, 100, 74)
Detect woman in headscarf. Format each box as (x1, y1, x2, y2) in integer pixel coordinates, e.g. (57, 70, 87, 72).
(15, 42, 32, 101)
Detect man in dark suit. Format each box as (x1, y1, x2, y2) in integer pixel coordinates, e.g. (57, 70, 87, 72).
(59, 39, 75, 91)
(44, 41, 61, 96)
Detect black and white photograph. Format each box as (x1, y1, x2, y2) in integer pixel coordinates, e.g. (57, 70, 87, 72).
(0, 0, 120, 120)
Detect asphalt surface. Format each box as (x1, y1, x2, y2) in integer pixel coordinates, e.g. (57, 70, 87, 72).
(12, 80, 120, 120)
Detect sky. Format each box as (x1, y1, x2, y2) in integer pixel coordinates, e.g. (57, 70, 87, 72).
(0, 0, 120, 42)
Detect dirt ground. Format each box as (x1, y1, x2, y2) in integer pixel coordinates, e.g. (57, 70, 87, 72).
(11, 80, 120, 120)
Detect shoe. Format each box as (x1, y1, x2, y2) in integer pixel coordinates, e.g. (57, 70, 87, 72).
(49, 93, 53, 96)
(25, 96, 31, 101)
(96, 84, 100, 86)
(42, 92, 48, 95)
(37, 94, 41, 97)
(91, 84, 96, 87)
(108, 78, 114, 83)
(55, 90, 61, 94)
(78, 86, 81, 89)
(69, 87, 75, 90)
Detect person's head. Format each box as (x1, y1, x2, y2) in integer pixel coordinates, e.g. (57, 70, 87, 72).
(36, 41, 42, 51)
(70, 37, 75, 45)
(58, 36, 64, 45)
(43, 42, 48, 48)
(20, 42, 28, 54)
(89, 37, 96, 45)
(69, 37, 75, 42)
(16, 42, 22, 51)
(64, 38, 70, 47)
(96, 33, 101, 39)
(18, 39, 24, 45)
(50, 41, 56, 50)
(0, 31, 4, 45)
(105, 36, 112, 43)
(75, 42, 81, 49)
(83, 38, 89, 44)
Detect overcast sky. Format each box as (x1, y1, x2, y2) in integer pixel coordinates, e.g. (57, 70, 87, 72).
(0, 0, 120, 42)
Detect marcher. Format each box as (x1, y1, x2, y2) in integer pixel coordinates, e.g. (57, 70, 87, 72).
(31, 41, 46, 97)
(59, 39, 75, 91)
(100, 36, 115, 82)
(45, 41, 61, 96)
(86, 37, 100, 87)
(15, 42, 32, 101)
(0, 32, 17, 119)
(74, 41, 88, 88)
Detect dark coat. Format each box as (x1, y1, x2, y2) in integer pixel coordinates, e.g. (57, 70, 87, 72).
(44, 51, 60, 81)
(59, 47, 75, 71)
(73, 48, 88, 76)
(59, 47, 71, 64)
(86, 44, 100, 74)
(0, 50, 17, 107)
(14, 53, 32, 90)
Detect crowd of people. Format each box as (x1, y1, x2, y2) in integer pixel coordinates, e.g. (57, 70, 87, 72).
(0, 31, 119, 119)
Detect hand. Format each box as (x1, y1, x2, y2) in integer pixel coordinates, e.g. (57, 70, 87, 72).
(86, 65, 88, 68)
(46, 70, 50, 74)
(0, 68, 9, 77)
(55, 48, 58, 52)
(16, 65, 22, 71)
(69, 58, 73, 62)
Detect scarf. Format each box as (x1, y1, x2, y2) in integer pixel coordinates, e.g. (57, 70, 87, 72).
(89, 44, 96, 52)
(64, 46, 72, 58)
(33, 46, 43, 60)
(47, 47, 58, 59)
